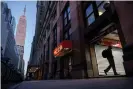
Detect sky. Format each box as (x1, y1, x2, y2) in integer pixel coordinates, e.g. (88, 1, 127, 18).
(6, 1, 37, 75)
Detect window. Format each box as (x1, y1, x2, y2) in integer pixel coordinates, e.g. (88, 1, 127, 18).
(87, 13, 95, 25)
(53, 25, 57, 48)
(85, 4, 95, 25)
(96, 1, 110, 16)
(86, 4, 93, 17)
(41, 1, 43, 5)
(47, 38, 50, 61)
(85, 1, 109, 26)
(63, 6, 71, 26)
(96, 1, 106, 16)
(63, 27, 71, 40)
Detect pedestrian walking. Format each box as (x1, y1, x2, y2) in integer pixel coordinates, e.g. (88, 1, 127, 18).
(102, 46, 119, 75)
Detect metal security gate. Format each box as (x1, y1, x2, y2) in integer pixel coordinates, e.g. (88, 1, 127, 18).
(94, 45, 125, 76)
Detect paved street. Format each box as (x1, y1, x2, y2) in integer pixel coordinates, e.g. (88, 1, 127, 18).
(9, 77, 133, 89)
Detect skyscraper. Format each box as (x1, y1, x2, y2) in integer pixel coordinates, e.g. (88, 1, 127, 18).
(15, 6, 26, 74)
(1, 2, 20, 69)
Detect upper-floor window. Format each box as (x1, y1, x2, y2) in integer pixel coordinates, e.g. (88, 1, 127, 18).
(96, 1, 107, 16)
(85, 4, 95, 25)
(85, 1, 110, 26)
(53, 25, 57, 48)
(63, 27, 71, 40)
(63, 5, 70, 26)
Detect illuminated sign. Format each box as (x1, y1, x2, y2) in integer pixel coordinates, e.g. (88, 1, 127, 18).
(100, 39, 122, 48)
(54, 45, 63, 56)
(53, 40, 72, 57)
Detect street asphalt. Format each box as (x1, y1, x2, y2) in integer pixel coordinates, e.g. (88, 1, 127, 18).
(9, 77, 133, 89)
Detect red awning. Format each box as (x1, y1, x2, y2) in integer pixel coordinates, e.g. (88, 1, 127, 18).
(53, 40, 72, 57)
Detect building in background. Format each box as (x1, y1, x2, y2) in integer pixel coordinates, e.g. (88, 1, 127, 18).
(1, 2, 20, 70)
(27, 1, 133, 80)
(11, 16, 16, 34)
(1, 2, 10, 55)
(15, 6, 27, 75)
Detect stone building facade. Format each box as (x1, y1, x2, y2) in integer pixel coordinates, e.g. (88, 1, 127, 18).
(27, 1, 133, 80)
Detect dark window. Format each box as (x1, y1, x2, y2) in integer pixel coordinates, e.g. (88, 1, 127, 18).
(63, 27, 71, 40)
(62, 3, 72, 41)
(63, 5, 71, 26)
(46, 38, 49, 61)
(43, 46, 45, 61)
(41, 1, 43, 5)
(53, 25, 57, 48)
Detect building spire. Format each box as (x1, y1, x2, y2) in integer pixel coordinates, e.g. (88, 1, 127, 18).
(24, 5, 26, 15)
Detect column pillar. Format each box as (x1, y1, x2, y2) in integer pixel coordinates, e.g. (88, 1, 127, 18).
(114, 2, 133, 76)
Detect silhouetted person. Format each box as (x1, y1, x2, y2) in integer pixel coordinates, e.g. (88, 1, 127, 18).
(103, 46, 119, 75)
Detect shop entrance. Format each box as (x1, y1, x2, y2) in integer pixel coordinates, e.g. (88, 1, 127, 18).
(94, 30, 125, 76)
(85, 23, 126, 77)
(60, 55, 72, 79)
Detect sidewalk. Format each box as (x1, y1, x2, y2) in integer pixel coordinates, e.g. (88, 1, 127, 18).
(9, 77, 133, 89)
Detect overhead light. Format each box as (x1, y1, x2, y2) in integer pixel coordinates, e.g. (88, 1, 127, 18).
(112, 43, 120, 47)
(99, 11, 103, 16)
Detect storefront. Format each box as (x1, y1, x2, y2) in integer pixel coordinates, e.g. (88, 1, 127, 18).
(85, 29, 126, 77)
(53, 40, 72, 79)
(95, 36, 125, 76)
(26, 65, 40, 80)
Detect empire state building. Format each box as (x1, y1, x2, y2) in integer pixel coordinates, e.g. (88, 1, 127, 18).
(15, 6, 26, 61)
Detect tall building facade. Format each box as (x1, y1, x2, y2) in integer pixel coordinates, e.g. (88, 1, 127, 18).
(1, 2, 20, 69)
(15, 6, 27, 74)
(27, 1, 133, 80)
(1, 2, 10, 55)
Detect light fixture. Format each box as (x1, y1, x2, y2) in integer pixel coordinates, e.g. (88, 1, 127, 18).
(99, 11, 103, 16)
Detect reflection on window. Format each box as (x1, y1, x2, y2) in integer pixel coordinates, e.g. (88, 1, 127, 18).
(87, 13, 95, 25)
(64, 33, 68, 40)
(68, 12, 70, 21)
(85, 4, 95, 25)
(64, 19, 67, 26)
(63, 6, 71, 26)
(96, 1, 103, 7)
(64, 12, 67, 18)
(97, 1, 110, 16)
(69, 28, 72, 35)
(86, 4, 93, 17)
(98, 3, 105, 16)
